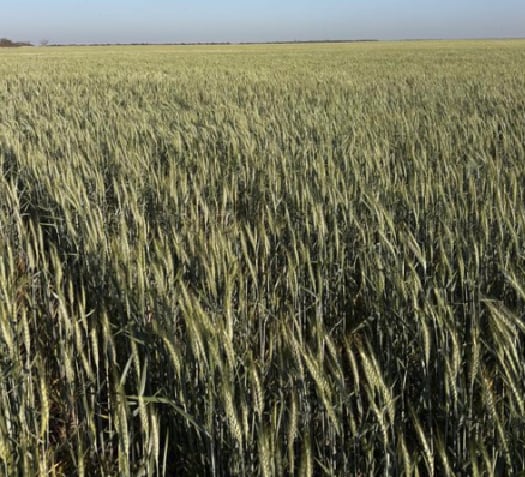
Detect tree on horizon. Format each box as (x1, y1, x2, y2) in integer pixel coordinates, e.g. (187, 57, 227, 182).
(0, 38, 32, 47)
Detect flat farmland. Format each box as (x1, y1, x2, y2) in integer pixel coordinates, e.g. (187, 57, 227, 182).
(1, 40, 525, 475)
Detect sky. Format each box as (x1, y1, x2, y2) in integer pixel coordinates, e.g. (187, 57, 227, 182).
(1, 0, 524, 45)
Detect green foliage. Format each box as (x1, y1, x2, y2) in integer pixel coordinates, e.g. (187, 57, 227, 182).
(0, 38, 31, 47)
(1, 40, 525, 475)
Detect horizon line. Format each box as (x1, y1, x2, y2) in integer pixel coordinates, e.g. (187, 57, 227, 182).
(5, 36, 524, 48)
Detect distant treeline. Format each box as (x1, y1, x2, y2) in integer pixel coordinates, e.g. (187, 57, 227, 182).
(0, 38, 32, 47)
(265, 39, 378, 44)
(44, 39, 379, 47)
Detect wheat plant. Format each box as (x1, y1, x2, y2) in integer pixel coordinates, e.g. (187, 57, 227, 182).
(0, 40, 524, 475)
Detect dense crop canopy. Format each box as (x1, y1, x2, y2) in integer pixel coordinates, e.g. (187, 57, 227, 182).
(1, 41, 525, 475)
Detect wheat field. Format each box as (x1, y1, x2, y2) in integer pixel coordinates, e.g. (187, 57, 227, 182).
(1, 40, 525, 476)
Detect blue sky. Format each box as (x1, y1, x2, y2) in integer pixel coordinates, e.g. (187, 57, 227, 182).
(2, 1, 524, 44)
